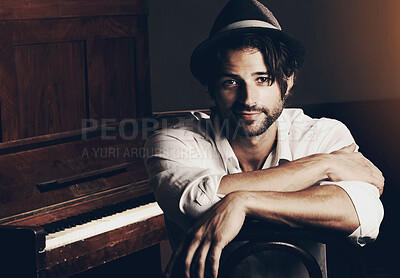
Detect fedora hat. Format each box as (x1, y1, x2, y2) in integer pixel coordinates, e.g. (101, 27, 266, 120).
(190, 0, 305, 82)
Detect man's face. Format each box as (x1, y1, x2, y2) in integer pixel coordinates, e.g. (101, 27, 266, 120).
(211, 48, 287, 137)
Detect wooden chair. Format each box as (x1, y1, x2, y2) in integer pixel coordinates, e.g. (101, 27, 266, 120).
(218, 220, 365, 278)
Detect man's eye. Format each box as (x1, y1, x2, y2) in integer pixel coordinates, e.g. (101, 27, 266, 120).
(222, 80, 238, 87)
(257, 77, 272, 85)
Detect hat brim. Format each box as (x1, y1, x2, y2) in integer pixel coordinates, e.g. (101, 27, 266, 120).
(190, 27, 305, 83)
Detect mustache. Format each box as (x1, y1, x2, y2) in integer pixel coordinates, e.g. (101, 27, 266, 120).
(231, 102, 267, 113)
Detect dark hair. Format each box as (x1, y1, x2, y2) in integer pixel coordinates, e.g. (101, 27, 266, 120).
(197, 32, 300, 99)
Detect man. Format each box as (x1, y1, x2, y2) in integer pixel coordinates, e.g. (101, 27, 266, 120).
(145, 0, 384, 277)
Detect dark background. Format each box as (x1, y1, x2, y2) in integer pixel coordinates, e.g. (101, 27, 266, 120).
(148, 0, 400, 112)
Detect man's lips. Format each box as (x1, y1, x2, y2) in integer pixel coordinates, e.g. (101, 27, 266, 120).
(234, 111, 263, 121)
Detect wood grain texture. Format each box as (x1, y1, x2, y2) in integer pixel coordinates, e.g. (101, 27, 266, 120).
(38, 215, 166, 277)
(0, 15, 152, 141)
(0, 181, 152, 227)
(87, 37, 137, 121)
(6, 16, 142, 46)
(14, 41, 86, 139)
(134, 17, 152, 118)
(0, 129, 149, 219)
(0, 0, 148, 20)
(0, 22, 19, 141)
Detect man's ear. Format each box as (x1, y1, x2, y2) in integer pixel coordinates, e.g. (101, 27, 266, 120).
(284, 74, 295, 98)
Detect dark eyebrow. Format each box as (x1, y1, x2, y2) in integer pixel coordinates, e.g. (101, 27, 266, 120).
(217, 73, 239, 79)
(252, 71, 270, 76)
(217, 72, 269, 79)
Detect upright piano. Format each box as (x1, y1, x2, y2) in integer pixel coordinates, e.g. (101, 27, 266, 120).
(0, 0, 167, 276)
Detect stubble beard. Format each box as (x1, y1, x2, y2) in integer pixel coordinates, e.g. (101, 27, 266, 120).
(235, 106, 283, 137)
(218, 102, 284, 139)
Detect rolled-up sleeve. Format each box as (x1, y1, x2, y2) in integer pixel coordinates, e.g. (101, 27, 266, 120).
(144, 128, 225, 229)
(316, 120, 384, 245)
(320, 181, 384, 245)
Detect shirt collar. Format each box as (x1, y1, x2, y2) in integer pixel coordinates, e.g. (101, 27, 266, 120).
(211, 114, 240, 173)
(211, 110, 293, 172)
(274, 111, 293, 164)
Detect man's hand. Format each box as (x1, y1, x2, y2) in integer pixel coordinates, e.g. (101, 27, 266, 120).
(164, 179, 366, 278)
(327, 144, 385, 195)
(164, 193, 247, 278)
(162, 144, 383, 278)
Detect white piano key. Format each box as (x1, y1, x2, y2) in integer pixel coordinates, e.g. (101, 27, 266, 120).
(44, 202, 163, 251)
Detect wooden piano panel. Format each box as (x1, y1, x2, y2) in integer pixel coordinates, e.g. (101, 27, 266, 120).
(0, 127, 150, 220)
(14, 41, 87, 138)
(0, 3, 152, 142)
(87, 37, 137, 122)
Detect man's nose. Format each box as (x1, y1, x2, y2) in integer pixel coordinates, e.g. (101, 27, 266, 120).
(239, 83, 258, 106)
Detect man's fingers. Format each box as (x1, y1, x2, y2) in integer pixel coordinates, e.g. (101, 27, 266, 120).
(163, 237, 187, 278)
(163, 251, 177, 278)
(333, 143, 357, 154)
(184, 237, 202, 278)
(329, 147, 385, 195)
(192, 241, 211, 278)
(371, 174, 385, 195)
(362, 155, 385, 194)
(206, 245, 222, 278)
(346, 143, 357, 152)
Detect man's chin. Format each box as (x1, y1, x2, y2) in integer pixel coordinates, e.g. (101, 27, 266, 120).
(230, 120, 269, 137)
(238, 126, 269, 137)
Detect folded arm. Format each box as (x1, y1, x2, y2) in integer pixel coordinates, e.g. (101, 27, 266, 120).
(218, 143, 384, 195)
(163, 143, 384, 278)
(241, 185, 359, 232)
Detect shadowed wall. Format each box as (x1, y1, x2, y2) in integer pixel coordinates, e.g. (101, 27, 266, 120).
(149, 0, 400, 112)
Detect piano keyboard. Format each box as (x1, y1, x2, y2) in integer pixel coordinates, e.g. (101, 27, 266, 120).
(44, 201, 163, 251)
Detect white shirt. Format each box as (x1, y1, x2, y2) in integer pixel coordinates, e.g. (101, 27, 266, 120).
(144, 108, 384, 275)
